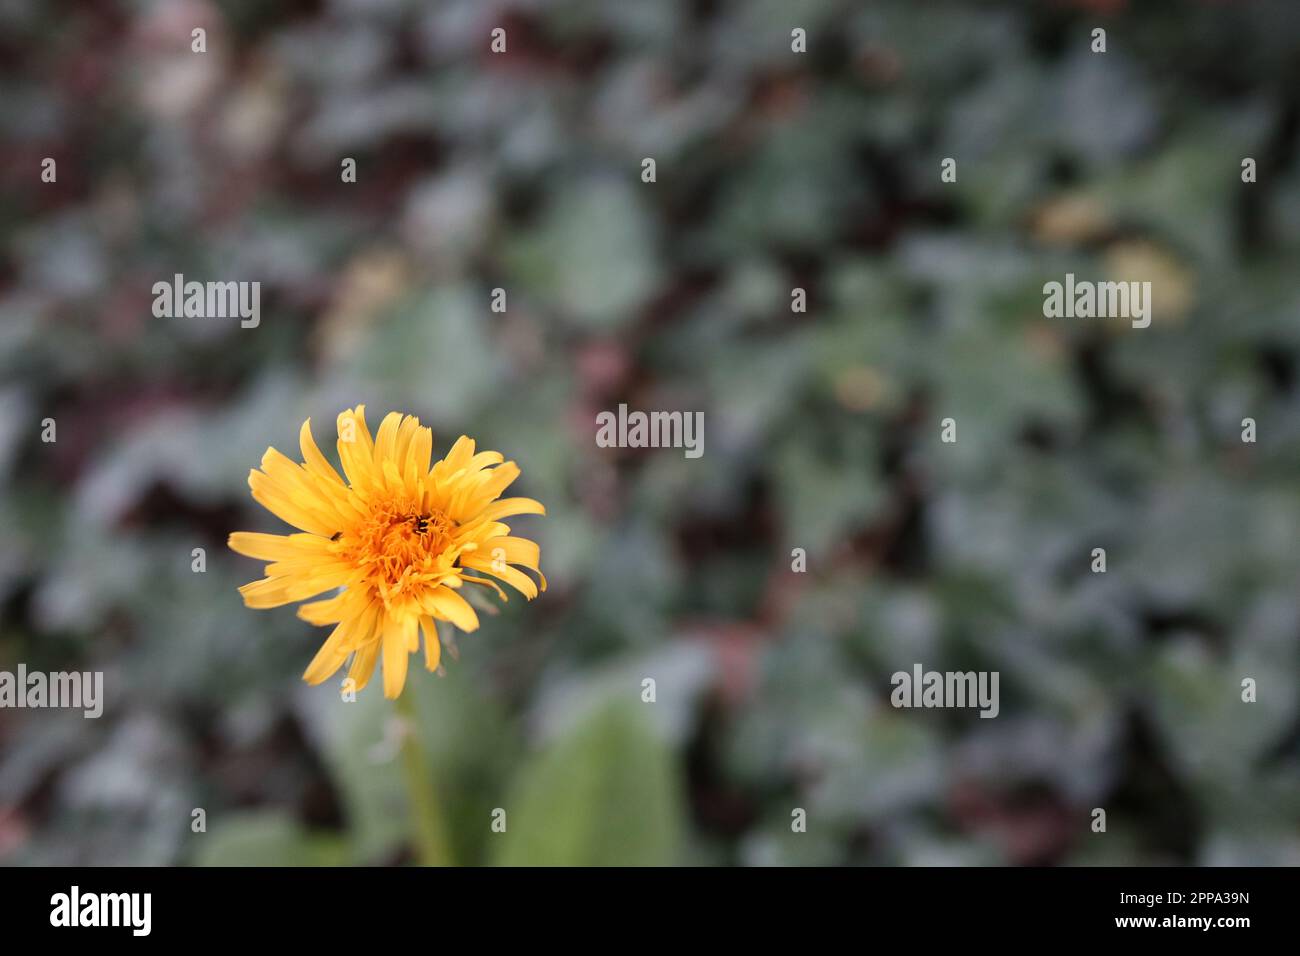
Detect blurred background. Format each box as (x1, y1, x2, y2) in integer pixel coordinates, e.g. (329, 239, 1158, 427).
(2, 0, 1300, 866)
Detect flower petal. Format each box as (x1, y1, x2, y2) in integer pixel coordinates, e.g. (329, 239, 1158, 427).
(381, 614, 414, 699)
(248, 470, 339, 537)
(422, 586, 480, 632)
(303, 604, 377, 686)
(297, 588, 370, 626)
(228, 531, 327, 562)
(461, 560, 540, 599)
(479, 535, 541, 570)
(336, 407, 380, 495)
(299, 418, 347, 489)
(419, 615, 442, 671)
(347, 632, 381, 691)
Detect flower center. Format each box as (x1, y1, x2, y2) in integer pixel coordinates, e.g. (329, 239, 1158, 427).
(344, 500, 456, 605)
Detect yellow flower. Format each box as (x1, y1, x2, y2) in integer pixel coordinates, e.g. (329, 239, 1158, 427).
(229, 406, 545, 699)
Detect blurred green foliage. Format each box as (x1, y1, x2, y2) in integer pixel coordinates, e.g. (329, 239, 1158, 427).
(1, 0, 1299, 865)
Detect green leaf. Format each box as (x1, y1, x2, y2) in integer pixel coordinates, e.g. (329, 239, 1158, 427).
(299, 684, 409, 864)
(193, 812, 348, 867)
(298, 665, 520, 866)
(493, 701, 683, 866)
(503, 180, 658, 329)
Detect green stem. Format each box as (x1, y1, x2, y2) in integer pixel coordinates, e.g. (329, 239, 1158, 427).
(395, 690, 454, 866)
